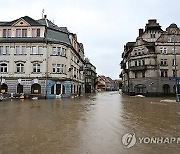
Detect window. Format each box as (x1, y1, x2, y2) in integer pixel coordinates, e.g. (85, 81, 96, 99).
(32, 46, 37, 54)
(22, 46, 26, 54)
(7, 29, 11, 37)
(38, 46, 43, 54)
(3, 29, 6, 37)
(57, 64, 61, 73)
(16, 46, 21, 54)
(0, 46, 9, 55)
(150, 32, 156, 38)
(57, 47, 61, 55)
(172, 59, 176, 66)
(15, 46, 26, 55)
(161, 70, 168, 77)
(3, 29, 11, 37)
(32, 29, 40, 37)
(16, 29, 27, 37)
(0, 46, 3, 55)
(173, 70, 177, 77)
(52, 64, 56, 73)
(22, 29, 27, 37)
(37, 29, 40, 37)
(0, 63, 8, 73)
(160, 59, 167, 66)
(135, 61, 137, 66)
(138, 60, 141, 66)
(5, 46, 9, 55)
(33, 63, 40, 73)
(142, 59, 145, 65)
(172, 48, 177, 54)
(62, 48, 66, 56)
(16, 29, 21, 37)
(16, 63, 24, 73)
(142, 71, 145, 78)
(135, 72, 137, 78)
(160, 47, 167, 54)
(52, 47, 56, 55)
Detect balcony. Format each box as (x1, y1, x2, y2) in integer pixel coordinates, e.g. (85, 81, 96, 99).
(130, 65, 147, 71)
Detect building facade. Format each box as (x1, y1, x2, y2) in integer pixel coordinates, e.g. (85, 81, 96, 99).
(84, 58, 97, 93)
(120, 19, 180, 96)
(0, 15, 85, 98)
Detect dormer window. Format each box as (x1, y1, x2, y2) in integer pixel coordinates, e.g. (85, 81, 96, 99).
(16, 29, 27, 37)
(32, 28, 40, 37)
(3, 29, 11, 37)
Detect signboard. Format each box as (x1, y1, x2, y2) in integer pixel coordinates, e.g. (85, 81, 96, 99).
(169, 77, 180, 81)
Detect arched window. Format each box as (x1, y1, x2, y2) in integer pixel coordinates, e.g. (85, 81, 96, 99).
(134, 84, 146, 94)
(0, 83, 8, 93)
(33, 63, 40, 73)
(17, 83, 23, 93)
(62, 85, 66, 94)
(0, 63, 8, 72)
(31, 83, 41, 94)
(163, 84, 170, 94)
(16, 63, 24, 73)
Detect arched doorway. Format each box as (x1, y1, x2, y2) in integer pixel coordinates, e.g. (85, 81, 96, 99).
(31, 83, 41, 94)
(163, 84, 170, 94)
(56, 84, 61, 95)
(0, 83, 8, 93)
(17, 83, 23, 93)
(134, 84, 146, 94)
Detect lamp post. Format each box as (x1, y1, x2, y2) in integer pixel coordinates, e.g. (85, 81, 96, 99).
(173, 32, 180, 102)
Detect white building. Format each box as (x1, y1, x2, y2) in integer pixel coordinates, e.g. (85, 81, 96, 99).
(0, 15, 85, 98)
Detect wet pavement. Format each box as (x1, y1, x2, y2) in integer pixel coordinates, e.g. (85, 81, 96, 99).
(0, 92, 180, 154)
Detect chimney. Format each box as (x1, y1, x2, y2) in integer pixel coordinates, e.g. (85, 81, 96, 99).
(44, 15, 47, 19)
(148, 19, 156, 25)
(139, 29, 144, 37)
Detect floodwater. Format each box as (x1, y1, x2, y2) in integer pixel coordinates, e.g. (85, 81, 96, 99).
(0, 92, 180, 154)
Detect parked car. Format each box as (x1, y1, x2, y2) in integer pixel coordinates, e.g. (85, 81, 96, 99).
(0, 93, 3, 101)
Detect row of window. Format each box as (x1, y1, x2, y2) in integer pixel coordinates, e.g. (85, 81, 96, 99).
(134, 59, 145, 66)
(133, 70, 178, 78)
(133, 59, 177, 67)
(52, 64, 66, 74)
(160, 59, 177, 66)
(0, 46, 67, 56)
(133, 47, 177, 56)
(0, 46, 43, 55)
(160, 47, 177, 54)
(2, 28, 40, 38)
(0, 63, 67, 74)
(52, 47, 66, 56)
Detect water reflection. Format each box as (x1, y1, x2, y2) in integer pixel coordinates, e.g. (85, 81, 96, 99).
(0, 92, 180, 154)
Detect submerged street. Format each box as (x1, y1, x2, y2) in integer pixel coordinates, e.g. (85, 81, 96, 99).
(0, 92, 180, 154)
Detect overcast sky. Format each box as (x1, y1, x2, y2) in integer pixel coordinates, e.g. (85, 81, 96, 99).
(1, 0, 180, 79)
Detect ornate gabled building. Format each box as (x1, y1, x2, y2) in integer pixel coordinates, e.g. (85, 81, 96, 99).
(84, 58, 97, 93)
(0, 15, 85, 98)
(120, 19, 180, 96)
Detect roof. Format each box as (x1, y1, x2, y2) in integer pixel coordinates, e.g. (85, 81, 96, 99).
(145, 19, 162, 31)
(0, 16, 42, 26)
(99, 75, 111, 83)
(46, 28, 71, 45)
(37, 19, 69, 33)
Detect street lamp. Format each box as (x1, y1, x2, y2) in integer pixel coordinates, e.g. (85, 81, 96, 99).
(172, 31, 180, 102)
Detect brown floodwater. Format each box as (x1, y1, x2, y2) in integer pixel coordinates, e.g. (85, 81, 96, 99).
(0, 92, 180, 154)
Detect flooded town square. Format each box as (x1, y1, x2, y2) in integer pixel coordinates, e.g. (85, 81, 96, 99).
(0, 92, 180, 154)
